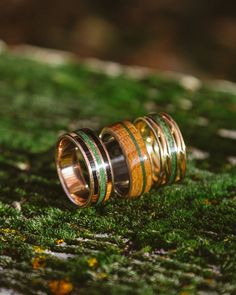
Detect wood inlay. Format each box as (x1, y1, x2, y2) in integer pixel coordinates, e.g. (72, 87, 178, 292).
(100, 120, 152, 198)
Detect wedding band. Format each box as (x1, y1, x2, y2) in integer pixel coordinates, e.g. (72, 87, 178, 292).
(135, 113, 186, 186)
(134, 117, 164, 185)
(56, 129, 113, 207)
(148, 114, 178, 184)
(158, 113, 186, 181)
(100, 121, 152, 198)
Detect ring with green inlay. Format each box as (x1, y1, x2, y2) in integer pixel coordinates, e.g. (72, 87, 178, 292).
(56, 129, 113, 207)
(159, 112, 186, 181)
(77, 129, 113, 204)
(148, 113, 178, 184)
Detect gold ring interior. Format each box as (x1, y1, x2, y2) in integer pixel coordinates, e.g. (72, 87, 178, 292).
(56, 137, 91, 206)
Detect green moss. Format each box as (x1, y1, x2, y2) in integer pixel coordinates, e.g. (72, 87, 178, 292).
(0, 52, 235, 294)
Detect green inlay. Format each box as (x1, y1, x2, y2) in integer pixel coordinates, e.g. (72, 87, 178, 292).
(120, 122, 147, 195)
(154, 115, 177, 184)
(77, 130, 107, 205)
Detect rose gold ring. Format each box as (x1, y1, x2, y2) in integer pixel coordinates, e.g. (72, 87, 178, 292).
(56, 129, 113, 207)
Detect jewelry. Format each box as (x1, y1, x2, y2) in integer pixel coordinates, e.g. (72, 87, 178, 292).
(56, 113, 186, 207)
(135, 113, 186, 186)
(158, 113, 186, 181)
(134, 116, 165, 186)
(100, 121, 152, 198)
(56, 129, 113, 207)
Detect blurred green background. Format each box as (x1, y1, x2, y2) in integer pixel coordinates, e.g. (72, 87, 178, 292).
(0, 0, 236, 80)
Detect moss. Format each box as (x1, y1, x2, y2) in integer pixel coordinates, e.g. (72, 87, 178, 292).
(0, 52, 235, 294)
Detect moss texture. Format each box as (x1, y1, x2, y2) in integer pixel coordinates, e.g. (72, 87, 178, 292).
(0, 53, 235, 295)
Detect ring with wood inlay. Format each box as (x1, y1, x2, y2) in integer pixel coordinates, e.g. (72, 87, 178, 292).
(100, 120, 152, 198)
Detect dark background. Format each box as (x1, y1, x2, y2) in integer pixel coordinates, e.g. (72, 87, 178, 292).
(0, 0, 236, 80)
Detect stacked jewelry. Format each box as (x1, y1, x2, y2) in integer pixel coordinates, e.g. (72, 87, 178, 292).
(56, 113, 186, 207)
(134, 113, 186, 187)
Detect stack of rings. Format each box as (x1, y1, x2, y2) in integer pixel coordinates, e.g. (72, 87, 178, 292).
(56, 113, 186, 207)
(134, 113, 186, 186)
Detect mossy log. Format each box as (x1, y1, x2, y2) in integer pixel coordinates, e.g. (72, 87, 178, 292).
(0, 47, 235, 295)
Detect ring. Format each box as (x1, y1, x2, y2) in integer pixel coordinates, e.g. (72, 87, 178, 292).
(100, 120, 152, 198)
(135, 113, 186, 186)
(148, 113, 186, 184)
(134, 116, 164, 186)
(158, 113, 186, 181)
(56, 129, 113, 207)
(148, 114, 178, 184)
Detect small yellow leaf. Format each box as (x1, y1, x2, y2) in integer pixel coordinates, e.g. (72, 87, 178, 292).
(88, 257, 98, 268)
(32, 255, 46, 270)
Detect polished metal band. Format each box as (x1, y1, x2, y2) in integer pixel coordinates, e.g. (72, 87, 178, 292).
(56, 129, 113, 207)
(135, 113, 186, 187)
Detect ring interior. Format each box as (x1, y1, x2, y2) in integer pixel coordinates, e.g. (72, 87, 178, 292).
(135, 119, 161, 182)
(57, 137, 91, 206)
(102, 133, 130, 196)
(135, 120, 155, 157)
